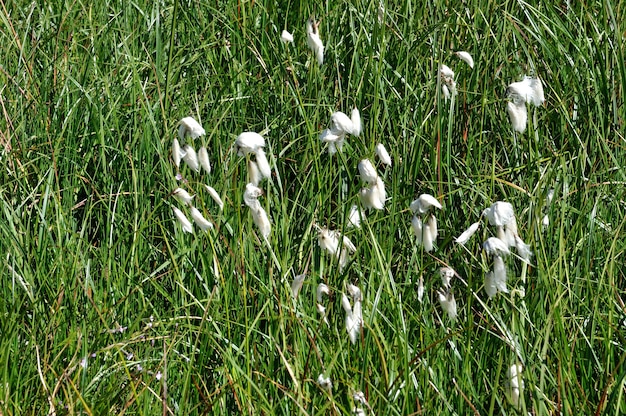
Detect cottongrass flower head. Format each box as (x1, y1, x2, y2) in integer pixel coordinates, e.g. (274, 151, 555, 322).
(375, 143, 392, 166)
(317, 373, 332, 393)
(506, 76, 545, 133)
(306, 18, 324, 65)
(439, 64, 457, 100)
(172, 187, 194, 205)
(291, 273, 306, 298)
(437, 289, 457, 321)
(182, 144, 200, 172)
(198, 147, 211, 174)
(243, 183, 271, 239)
(347, 205, 364, 228)
(319, 109, 361, 154)
(204, 185, 224, 210)
(483, 237, 510, 297)
(316, 283, 330, 324)
(189, 206, 213, 231)
(483, 201, 531, 263)
(280, 29, 294, 43)
(454, 51, 474, 68)
(316, 226, 355, 270)
(178, 116, 205, 140)
(440, 267, 455, 288)
(236, 132, 271, 180)
(342, 283, 363, 344)
(455, 221, 480, 245)
(172, 138, 184, 169)
(358, 159, 378, 184)
(172, 207, 193, 234)
(410, 194, 442, 252)
(505, 363, 524, 408)
(360, 176, 386, 210)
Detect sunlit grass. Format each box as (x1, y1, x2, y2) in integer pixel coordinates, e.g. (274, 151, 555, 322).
(0, 1, 625, 414)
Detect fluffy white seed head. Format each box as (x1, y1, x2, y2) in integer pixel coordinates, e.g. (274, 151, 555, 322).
(306, 18, 324, 65)
(440, 267, 455, 288)
(455, 51, 474, 68)
(317, 374, 332, 392)
(248, 160, 262, 186)
(330, 111, 354, 136)
(483, 237, 511, 256)
(251, 205, 271, 239)
(178, 116, 205, 140)
(358, 159, 378, 184)
(506, 364, 524, 408)
(204, 185, 224, 210)
(291, 274, 305, 298)
(280, 29, 294, 43)
(483, 202, 515, 227)
(236, 132, 265, 155)
(172, 138, 185, 168)
(410, 194, 443, 214)
(255, 148, 272, 180)
(172, 207, 193, 233)
(198, 146, 211, 174)
(190, 206, 213, 231)
(182, 144, 200, 172)
(508, 76, 544, 107)
(350, 108, 361, 137)
(172, 188, 194, 205)
(507, 100, 528, 133)
(375, 143, 392, 166)
(347, 205, 364, 228)
(316, 283, 330, 303)
(493, 255, 509, 294)
(455, 221, 480, 245)
(438, 289, 457, 321)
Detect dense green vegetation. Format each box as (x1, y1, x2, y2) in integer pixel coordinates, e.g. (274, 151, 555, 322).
(1, 0, 624, 414)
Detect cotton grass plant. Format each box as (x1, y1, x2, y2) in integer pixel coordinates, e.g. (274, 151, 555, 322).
(0, 1, 625, 415)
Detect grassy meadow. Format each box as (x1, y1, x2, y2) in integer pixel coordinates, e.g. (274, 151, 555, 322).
(1, 0, 625, 414)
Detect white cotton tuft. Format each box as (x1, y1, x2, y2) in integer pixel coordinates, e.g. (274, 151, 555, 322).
(317, 374, 332, 392)
(182, 144, 200, 172)
(455, 51, 474, 68)
(178, 116, 205, 140)
(173, 207, 193, 233)
(417, 276, 424, 303)
(172, 138, 185, 169)
(455, 221, 480, 244)
(248, 160, 262, 186)
(204, 185, 224, 210)
(375, 143, 392, 166)
(350, 108, 361, 136)
(484, 271, 498, 298)
(280, 30, 294, 43)
(507, 101, 528, 133)
(440, 267, 455, 288)
(291, 274, 305, 298)
(251, 205, 271, 239)
(483, 237, 511, 256)
(438, 289, 457, 321)
(255, 148, 272, 180)
(427, 214, 438, 240)
(190, 206, 213, 231)
(173, 188, 194, 205)
(236, 132, 265, 156)
(316, 283, 330, 303)
(411, 215, 423, 244)
(410, 194, 442, 214)
(515, 235, 532, 263)
(483, 201, 515, 227)
(506, 363, 524, 408)
(198, 146, 211, 174)
(493, 255, 509, 294)
(347, 205, 364, 228)
(330, 111, 353, 136)
(306, 18, 324, 65)
(358, 159, 378, 184)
